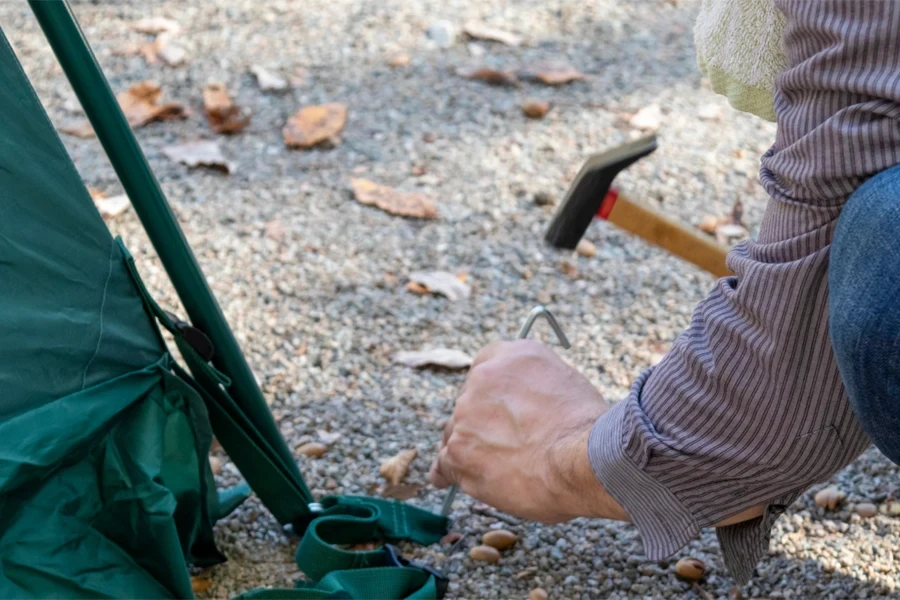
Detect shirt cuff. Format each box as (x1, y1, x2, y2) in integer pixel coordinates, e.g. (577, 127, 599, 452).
(587, 396, 700, 561)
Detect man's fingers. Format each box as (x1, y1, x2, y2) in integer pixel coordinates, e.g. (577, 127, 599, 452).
(470, 340, 510, 369)
(441, 415, 454, 447)
(429, 446, 457, 489)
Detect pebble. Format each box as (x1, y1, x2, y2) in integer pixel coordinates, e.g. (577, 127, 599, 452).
(427, 20, 456, 48)
(814, 486, 846, 510)
(470, 545, 501, 564)
(482, 529, 518, 551)
(575, 239, 596, 258)
(528, 588, 549, 600)
(296, 442, 327, 458)
(854, 502, 877, 518)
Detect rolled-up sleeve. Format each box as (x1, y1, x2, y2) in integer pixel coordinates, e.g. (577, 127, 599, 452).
(589, 0, 900, 584)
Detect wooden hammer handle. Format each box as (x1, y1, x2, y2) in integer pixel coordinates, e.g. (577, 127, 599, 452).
(601, 190, 732, 277)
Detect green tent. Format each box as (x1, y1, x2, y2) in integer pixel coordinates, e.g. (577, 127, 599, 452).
(0, 2, 448, 598)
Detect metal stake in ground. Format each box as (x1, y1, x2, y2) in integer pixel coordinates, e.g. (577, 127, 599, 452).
(439, 306, 572, 517)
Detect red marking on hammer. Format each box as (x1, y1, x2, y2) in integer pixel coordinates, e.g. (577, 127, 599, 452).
(596, 187, 619, 220)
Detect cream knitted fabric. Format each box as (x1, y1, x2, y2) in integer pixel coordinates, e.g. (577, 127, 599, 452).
(693, 0, 787, 121)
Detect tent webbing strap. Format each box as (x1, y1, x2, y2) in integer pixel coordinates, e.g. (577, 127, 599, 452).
(119, 240, 450, 598)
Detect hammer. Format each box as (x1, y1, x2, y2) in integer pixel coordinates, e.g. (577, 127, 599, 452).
(544, 135, 732, 278)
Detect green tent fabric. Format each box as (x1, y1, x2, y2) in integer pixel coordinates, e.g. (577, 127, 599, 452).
(0, 27, 226, 598)
(2, 5, 451, 597)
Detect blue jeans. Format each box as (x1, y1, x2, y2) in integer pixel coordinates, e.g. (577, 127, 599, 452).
(830, 164, 900, 465)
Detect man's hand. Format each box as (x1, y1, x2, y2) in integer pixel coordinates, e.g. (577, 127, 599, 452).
(430, 339, 630, 524)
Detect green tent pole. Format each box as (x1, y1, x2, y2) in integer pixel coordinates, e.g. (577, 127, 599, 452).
(28, 1, 310, 520)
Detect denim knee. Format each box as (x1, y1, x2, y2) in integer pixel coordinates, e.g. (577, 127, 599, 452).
(829, 164, 900, 464)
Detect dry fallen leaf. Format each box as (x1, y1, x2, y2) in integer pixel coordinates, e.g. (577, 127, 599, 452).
(379, 449, 417, 485)
(190, 577, 212, 594)
(462, 22, 522, 46)
(393, 348, 473, 370)
(203, 83, 251, 134)
(250, 65, 289, 92)
(408, 271, 471, 301)
(441, 531, 464, 545)
(675, 557, 707, 582)
(317, 429, 342, 444)
(404, 281, 430, 295)
(130, 17, 180, 35)
(162, 141, 235, 174)
(520, 62, 585, 85)
(89, 189, 131, 218)
(382, 482, 423, 500)
(629, 104, 663, 131)
(731, 197, 745, 227)
(456, 66, 519, 87)
(387, 53, 411, 67)
(558, 260, 578, 278)
(350, 178, 437, 219)
(59, 120, 95, 138)
(118, 81, 188, 128)
(521, 98, 551, 119)
(283, 103, 348, 149)
(140, 32, 187, 66)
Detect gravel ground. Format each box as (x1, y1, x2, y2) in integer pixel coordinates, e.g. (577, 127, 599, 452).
(4, 1, 900, 598)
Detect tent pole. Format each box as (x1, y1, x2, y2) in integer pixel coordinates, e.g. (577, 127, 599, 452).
(28, 0, 311, 520)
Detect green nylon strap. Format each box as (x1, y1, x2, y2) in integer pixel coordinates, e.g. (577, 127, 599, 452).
(237, 567, 438, 599)
(297, 496, 449, 581)
(237, 496, 449, 600)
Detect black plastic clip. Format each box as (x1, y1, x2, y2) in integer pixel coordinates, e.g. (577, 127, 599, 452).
(382, 544, 449, 599)
(165, 311, 215, 361)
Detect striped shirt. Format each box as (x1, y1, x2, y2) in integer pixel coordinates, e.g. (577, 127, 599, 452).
(589, 0, 900, 584)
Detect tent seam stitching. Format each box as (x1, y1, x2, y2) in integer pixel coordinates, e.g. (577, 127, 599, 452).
(81, 240, 115, 389)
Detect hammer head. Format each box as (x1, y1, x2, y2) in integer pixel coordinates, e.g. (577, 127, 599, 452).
(544, 135, 657, 250)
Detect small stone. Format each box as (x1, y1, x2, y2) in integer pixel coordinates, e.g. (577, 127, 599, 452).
(427, 20, 456, 48)
(534, 191, 555, 206)
(575, 239, 596, 258)
(674, 557, 706, 582)
(482, 529, 518, 551)
(324, 478, 337, 490)
(522, 99, 551, 119)
(697, 103, 725, 121)
(297, 442, 328, 458)
(814, 486, 846, 511)
(629, 104, 662, 131)
(468, 42, 486, 57)
(698, 214, 722, 234)
(888, 500, 900, 516)
(729, 585, 745, 600)
(563, 575, 578, 585)
(208, 455, 222, 475)
(855, 503, 878, 518)
(469, 545, 501, 563)
(387, 53, 411, 67)
(529, 588, 549, 600)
